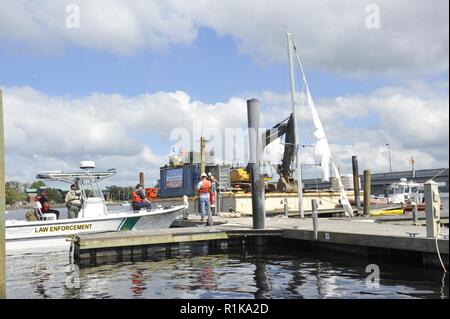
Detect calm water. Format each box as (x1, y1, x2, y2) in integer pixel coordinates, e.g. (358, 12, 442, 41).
(5, 199, 449, 299)
(6, 242, 448, 299)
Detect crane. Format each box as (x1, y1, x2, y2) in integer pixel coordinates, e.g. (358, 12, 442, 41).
(263, 113, 297, 192)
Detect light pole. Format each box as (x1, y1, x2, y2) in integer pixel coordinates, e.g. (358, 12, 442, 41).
(386, 144, 392, 173)
(1, 90, 5, 299)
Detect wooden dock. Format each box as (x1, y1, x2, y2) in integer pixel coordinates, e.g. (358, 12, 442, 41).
(73, 216, 449, 270)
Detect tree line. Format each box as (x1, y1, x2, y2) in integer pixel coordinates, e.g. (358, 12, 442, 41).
(5, 180, 64, 205)
(105, 185, 135, 202)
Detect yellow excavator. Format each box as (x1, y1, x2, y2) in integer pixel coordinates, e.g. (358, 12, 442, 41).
(230, 114, 297, 193)
(230, 167, 275, 192)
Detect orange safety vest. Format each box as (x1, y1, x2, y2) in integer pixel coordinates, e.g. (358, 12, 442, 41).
(198, 180, 212, 194)
(131, 191, 143, 203)
(36, 196, 50, 212)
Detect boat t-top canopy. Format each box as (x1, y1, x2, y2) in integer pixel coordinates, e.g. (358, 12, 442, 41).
(36, 169, 116, 184)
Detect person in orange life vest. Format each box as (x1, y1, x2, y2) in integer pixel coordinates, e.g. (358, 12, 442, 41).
(207, 172, 216, 208)
(36, 189, 60, 219)
(131, 184, 153, 211)
(196, 173, 211, 222)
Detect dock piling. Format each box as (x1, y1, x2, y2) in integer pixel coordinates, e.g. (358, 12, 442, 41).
(216, 186, 221, 215)
(363, 169, 371, 216)
(312, 199, 319, 240)
(207, 202, 213, 226)
(139, 172, 145, 187)
(352, 156, 361, 209)
(412, 200, 419, 225)
(247, 99, 266, 229)
(424, 180, 441, 238)
(0, 90, 5, 299)
(200, 137, 206, 175)
(284, 198, 288, 217)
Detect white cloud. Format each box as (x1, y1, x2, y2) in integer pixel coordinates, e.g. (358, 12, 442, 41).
(2, 86, 248, 185)
(189, 0, 449, 75)
(2, 80, 448, 185)
(0, 0, 448, 76)
(256, 81, 449, 176)
(0, 0, 197, 54)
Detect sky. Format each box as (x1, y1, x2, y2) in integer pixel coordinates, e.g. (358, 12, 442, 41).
(0, 0, 448, 187)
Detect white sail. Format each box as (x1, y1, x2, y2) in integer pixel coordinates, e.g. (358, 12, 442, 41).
(331, 160, 355, 217)
(306, 88, 332, 182)
(295, 48, 354, 217)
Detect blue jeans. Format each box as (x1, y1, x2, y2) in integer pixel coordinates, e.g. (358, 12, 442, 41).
(132, 201, 152, 211)
(199, 197, 210, 218)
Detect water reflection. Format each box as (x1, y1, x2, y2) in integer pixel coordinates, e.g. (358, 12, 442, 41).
(6, 243, 449, 299)
(30, 262, 52, 299)
(440, 273, 449, 299)
(286, 259, 306, 298)
(130, 269, 148, 296)
(200, 265, 217, 291)
(254, 260, 270, 299)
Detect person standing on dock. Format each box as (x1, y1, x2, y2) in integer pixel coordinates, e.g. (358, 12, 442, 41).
(65, 184, 82, 219)
(197, 173, 212, 222)
(131, 184, 153, 211)
(208, 172, 216, 208)
(36, 189, 60, 219)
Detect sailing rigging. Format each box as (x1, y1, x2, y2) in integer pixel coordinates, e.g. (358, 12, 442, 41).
(287, 33, 354, 217)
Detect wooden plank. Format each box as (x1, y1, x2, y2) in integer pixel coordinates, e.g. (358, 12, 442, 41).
(78, 231, 229, 250)
(74, 216, 449, 260)
(283, 229, 448, 254)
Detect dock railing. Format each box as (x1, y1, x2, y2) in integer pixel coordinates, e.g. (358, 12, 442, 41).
(214, 178, 240, 215)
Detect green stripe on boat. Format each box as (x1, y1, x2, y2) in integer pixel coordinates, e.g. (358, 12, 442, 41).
(117, 219, 125, 230)
(118, 217, 140, 231)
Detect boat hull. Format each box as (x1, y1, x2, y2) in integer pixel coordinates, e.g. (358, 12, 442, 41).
(6, 206, 184, 254)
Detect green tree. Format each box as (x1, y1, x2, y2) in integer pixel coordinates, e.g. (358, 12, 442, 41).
(5, 181, 27, 205)
(46, 188, 64, 203)
(30, 180, 46, 189)
(106, 185, 134, 201)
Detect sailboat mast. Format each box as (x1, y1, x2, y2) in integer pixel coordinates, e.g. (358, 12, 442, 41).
(286, 33, 305, 219)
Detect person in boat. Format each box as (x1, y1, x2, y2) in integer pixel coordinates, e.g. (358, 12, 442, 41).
(65, 183, 82, 219)
(131, 184, 153, 211)
(196, 173, 211, 222)
(36, 189, 60, 219)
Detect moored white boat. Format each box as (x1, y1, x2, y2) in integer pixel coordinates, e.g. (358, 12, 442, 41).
(380, 178, 424, 204)
(5, 161, 186, 254)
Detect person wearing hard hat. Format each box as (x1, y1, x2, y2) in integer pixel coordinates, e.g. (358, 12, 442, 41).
(207, 172, 216, 208)
(131, 184, 152, 211)
(196, 173, 212, 222)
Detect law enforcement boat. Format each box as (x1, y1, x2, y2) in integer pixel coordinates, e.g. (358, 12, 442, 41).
(6, 161, 186, 253)
(383, 178, 424, 204)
